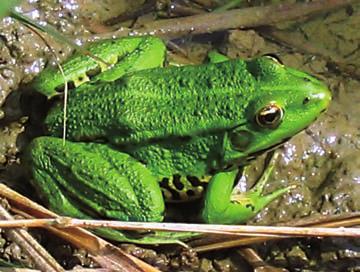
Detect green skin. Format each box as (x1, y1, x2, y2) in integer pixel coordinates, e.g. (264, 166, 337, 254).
(26, 36, 331, 243)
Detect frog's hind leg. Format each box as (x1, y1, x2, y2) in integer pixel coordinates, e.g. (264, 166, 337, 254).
(26, 136, 165, 223)
(25, 136, 185, 244)
(202, 152, 293, 224)
(31, 36, 167, 98)
(95, 36, 167, 82)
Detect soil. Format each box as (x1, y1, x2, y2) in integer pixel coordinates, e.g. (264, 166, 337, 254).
(0, 0, 359, 271)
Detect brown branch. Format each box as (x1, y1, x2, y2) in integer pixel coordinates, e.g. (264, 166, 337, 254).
(105, 0, 358, 39)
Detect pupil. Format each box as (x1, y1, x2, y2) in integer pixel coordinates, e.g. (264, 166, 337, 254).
(264, 111, 278, 123)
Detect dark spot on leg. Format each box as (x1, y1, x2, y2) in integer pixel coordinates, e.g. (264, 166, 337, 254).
(187, 190, 195, 197)
(86, 66, 101, 79)
(245, 204, 255, 212)
(55, 80, 76, 93)
(160, 177, 181, 201)
(173, 175, 184, 190)
(187, 176, 202, 187)
(159, 177, 169, 187)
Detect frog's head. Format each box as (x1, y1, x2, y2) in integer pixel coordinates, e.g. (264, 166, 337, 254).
(222, 56, 331, 166)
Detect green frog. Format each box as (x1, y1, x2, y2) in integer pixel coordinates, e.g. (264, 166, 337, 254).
(25, 36, 331, 243)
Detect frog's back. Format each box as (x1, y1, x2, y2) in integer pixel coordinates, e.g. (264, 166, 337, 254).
(45, 59, 254, 145)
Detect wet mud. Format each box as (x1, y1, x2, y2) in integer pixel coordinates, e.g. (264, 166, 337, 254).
(0, 0, 359, 271)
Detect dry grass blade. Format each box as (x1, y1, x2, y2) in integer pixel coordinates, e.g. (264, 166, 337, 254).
(0, 202, 64, 271)
(237, 247, 290, 271)
(2, 182, 359, 260)
(0, 216, 360, 238)
(17, 24, 70, 146)
(0, 184, 159, 272)
(193, 212, 360, 252)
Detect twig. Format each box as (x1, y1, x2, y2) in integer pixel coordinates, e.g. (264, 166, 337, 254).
(236, 248, 286, 271)
(0, 184, 159, 272)
(193, 212, 360, 252)
(0, 202, 64, 272)
(103, 0, 358, 39)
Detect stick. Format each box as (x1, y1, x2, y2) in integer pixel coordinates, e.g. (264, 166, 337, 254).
(0, 217, 359, 238)
(0, 203, 64, 272)
(104, 0, 357, 39)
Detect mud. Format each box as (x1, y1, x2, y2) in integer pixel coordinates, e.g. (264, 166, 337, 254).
(224, 4, 360, 270)
(0, 0, 359, 271)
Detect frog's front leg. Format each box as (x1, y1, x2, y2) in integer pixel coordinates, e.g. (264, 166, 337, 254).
(202, 153, 292, 224)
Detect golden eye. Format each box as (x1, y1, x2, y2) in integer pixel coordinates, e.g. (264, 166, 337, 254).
(255, 104, 283, 128)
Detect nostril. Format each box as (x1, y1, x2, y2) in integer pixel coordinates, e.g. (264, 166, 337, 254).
(303, 97, 310, 105)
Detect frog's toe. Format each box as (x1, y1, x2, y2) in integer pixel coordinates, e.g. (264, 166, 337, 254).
(230, 184, 294, 214)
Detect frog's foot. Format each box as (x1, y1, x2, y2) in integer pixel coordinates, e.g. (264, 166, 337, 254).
(202, 152, 294, 224)
(230, 153, 294, 211)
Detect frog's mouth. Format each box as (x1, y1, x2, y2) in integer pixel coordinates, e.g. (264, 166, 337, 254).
(245, 136, 292, 162)
(220, 135, 292, 171)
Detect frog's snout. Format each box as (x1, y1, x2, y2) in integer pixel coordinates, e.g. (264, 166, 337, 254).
(306, 83, 332, 113)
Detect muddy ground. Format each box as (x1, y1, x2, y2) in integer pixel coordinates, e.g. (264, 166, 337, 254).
(0, 0, 359, 271)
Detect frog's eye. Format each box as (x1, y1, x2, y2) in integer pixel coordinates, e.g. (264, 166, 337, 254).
(263, 54, 283, 65)
(255, 104, 283, 128)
